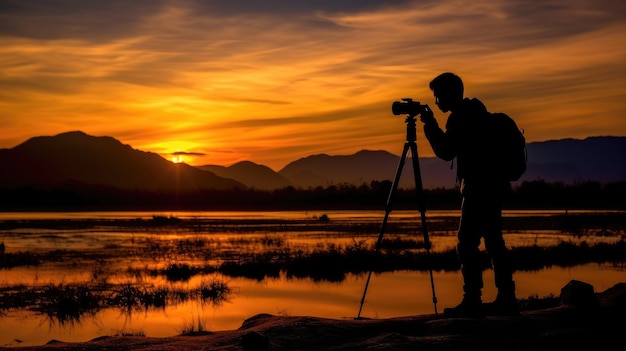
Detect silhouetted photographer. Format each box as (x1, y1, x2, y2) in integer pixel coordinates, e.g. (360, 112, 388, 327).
(414, 72, 521, 317)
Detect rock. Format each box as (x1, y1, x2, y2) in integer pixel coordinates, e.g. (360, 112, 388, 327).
(560, 280, 598, 307)
(598, 282, 626, 308)
(241, 331, 269, 351)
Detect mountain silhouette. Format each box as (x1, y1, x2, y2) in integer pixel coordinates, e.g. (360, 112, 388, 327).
(0, 131, 245, 191)
(198, 161, 292, 190)
(1, 132, 624, 193)
(523, 136, 626, 184)
(277, 150, 454, 189)
(273, 137, 626, 189)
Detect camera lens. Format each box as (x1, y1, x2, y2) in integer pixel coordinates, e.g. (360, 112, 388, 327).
(391, 101, 406, 115)
(392, 100, 421, 116)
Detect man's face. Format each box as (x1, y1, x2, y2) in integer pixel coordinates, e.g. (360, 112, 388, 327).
(433, 90, 460, 113)
(434, 93, 451, 113)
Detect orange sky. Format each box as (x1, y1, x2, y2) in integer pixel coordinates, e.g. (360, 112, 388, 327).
(1, 0, 625, 171)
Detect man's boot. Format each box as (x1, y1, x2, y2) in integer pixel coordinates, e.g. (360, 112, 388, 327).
(443, 295, 484, 318)
(484, 285, 520, 316)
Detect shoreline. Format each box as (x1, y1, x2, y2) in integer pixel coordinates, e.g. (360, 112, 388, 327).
(2, 280, 624, 351)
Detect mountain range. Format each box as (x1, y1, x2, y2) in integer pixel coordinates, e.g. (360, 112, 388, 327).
(1, 131, 624, 192)
(0, 131, 244, 192)
(203, 136, 626, 189)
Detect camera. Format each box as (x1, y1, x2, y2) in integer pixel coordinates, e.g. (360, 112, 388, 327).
(392, 98, 425, 116)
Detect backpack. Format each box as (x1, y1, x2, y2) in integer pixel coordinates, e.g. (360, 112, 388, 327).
(488, 112, 527, 181)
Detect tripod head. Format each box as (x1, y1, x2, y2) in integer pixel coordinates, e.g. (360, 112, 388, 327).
(404, 115, 418, 143)
(391, 98, 426, 143)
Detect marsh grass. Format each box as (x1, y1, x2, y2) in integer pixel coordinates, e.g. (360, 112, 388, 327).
(519, 294, 561, 310)
(0, 212, 624, 324)
(198, 279, 231, 305)
(0, 279, 232, 325)
(116, 329, 146, 337)
(3, 231, 623, 284)
(38, 284, 102, 324)
(216, 239, 626, 282)
(165, 263, 195, 281)
(2, 239, 619, 324)
(0, 251, 42, 268)
(178, 315, 211, 336)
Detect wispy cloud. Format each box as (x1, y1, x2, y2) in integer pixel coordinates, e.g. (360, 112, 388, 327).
(1, 0, 625, 169)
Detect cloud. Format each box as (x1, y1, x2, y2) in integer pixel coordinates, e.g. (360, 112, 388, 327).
(0, 0, 625, 170)
(171, 151, 205, 156)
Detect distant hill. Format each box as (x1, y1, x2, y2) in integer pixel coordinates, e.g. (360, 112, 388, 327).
(198, 161, 292, 190)
(276, 150, 455, 189)
(0, 131, 245, 191)
(1, 132, 624, 194)
(273, 136, 626, 189)
(523, 136, 626, 184)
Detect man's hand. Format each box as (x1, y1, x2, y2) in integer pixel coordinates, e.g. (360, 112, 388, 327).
(419, 105, 436, 125)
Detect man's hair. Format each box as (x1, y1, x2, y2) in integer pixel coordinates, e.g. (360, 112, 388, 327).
(429, 72, 464, 97)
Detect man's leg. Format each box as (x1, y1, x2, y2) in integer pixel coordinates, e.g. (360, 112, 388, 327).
(483, 197, 519, 315)
(485, 234, 516, 299)
(444, 195, 484, 317)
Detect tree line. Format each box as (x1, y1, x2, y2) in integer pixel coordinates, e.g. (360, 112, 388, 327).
(0, 179, 624, 211)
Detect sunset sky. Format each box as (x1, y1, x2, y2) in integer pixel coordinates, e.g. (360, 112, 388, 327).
(1, 0, 625, 170)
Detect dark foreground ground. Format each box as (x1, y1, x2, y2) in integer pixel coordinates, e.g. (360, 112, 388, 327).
(2, 281, 624, 351)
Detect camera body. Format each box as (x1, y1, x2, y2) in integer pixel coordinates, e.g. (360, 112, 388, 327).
(392, 98, 426, 116)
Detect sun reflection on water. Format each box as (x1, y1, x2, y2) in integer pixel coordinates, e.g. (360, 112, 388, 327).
(0, 210, 623, 347)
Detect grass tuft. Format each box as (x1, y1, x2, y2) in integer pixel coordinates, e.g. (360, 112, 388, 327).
(178, 315, 211, 335)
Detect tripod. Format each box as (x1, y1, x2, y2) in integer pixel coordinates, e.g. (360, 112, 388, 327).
(356, 114, 438, 318)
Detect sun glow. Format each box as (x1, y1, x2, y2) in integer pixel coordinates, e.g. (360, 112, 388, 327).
(172, 155, 184, 163)
(1, 1, 625, 170)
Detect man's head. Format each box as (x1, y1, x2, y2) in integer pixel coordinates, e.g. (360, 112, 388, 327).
(429, 72, 464, 113)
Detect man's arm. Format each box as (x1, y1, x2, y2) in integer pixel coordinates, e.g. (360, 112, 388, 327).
(420, 106, 457, 161)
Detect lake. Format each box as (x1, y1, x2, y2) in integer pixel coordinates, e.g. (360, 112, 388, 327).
(0, 210, 624, 347)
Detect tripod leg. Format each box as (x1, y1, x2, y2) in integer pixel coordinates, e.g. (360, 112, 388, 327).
(357, 142, 410, 319)
(376, 143, 410, 249)
(409, 142, 438, 315)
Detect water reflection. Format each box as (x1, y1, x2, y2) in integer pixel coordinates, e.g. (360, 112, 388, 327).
(0, 210, 624, 347)
(1, 266, 624, 347)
